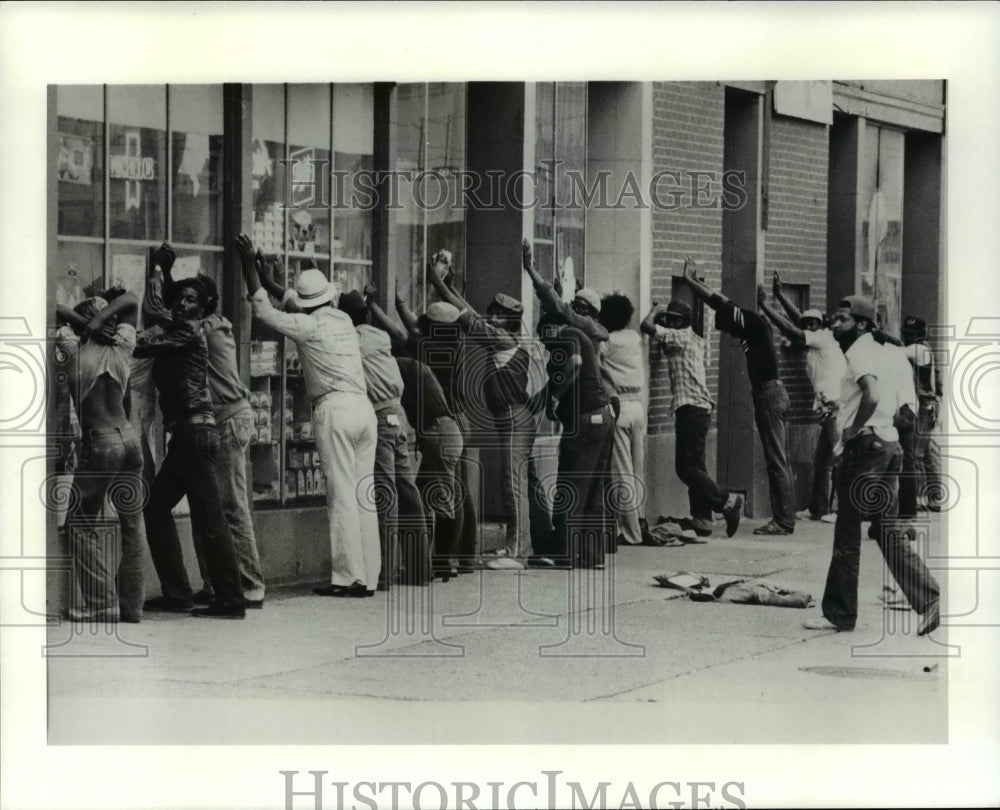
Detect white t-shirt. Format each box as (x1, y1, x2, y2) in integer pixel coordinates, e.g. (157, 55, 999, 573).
(835, 332, 899, 453)
(802, 328, 847, 407)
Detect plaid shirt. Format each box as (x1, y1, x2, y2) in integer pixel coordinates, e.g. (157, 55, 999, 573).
(654, 325, 714, 412)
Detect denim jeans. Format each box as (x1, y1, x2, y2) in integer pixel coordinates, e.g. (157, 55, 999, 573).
(809, 409, 839, 518)
(674, 405, 728, 521)
(374, 403, 426, 585)
(192, 406, 265, 601)
(545, 404, 615, 568)
(751, 380, 796, 530)
(493, 402, 536, 559)
(69, 423, 145, 620)
(313, 392, 381, 589)
(418, 415, 468, 571)
(144, 423, 244, 608)
(821, 433, 940, 630)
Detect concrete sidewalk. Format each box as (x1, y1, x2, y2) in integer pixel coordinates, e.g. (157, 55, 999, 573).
(46, 513, 948, 745)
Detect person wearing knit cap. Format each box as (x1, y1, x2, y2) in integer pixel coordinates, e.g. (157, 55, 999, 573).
(339, 285, 426, 589)
(760, 272, 847, 522)
(803, 295, 940, 636)
(236, 234, 380, 599)
(146, 244, 266, 609)
(522, 239, 609, 351)
(682, 259, 796, 535)
(427, 251, 550, 568)
(641, 277, 744, 540)
(901, 314, 943, 513)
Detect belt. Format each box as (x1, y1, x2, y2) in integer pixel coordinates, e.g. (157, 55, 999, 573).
(84, 424, 132, 439)
(372, 396, 403, 413)
(616, 386, 642, 395)
(312, 389, 365, 408)
(171, 413, 215, 429)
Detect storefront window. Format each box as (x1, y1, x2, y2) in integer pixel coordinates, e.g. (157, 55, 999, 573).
(555, 82, 587, 290)
(107, 85, 167, 241)
(170, 85, 224, 246)
(288, 84, 331, 260)
(54, 242, 104, 309)
(333, 83, 374, 267)
(57, 85, 104, 238)
(390, 83, 467, 314)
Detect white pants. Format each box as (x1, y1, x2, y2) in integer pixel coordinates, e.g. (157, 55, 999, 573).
(313, 392, 380, 588)
(612, 398, 647, 545)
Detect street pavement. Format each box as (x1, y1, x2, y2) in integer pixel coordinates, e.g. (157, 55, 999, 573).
(46, 512, 948, 745)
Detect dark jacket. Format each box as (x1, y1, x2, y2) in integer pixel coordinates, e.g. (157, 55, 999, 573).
(133, 319, 214, 427)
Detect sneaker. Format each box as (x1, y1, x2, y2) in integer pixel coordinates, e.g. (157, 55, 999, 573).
(143, 595, 194, 613)
(192, 589, 214, 605)
(722, 494, 744, 537)
(191, 602, 246, 619)
(526, 556, 570, 570)
(753, 520, 793, 536)
(803, 616, 844, 631)
(62, 606, 121, 623)
(689, 518, 713, 537)
(917, 601, 940, 636)
(485, 557, 525, 570)
(819, 513, 837, 524)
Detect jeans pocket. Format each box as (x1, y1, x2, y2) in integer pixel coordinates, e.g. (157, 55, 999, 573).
(231, 413, 254, 450)
(194, 427, 220, 461)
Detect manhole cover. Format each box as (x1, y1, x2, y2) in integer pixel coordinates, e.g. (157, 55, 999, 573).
(801, 666, 935, 681)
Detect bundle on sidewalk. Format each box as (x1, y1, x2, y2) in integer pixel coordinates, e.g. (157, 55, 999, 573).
(654, 572, 813, 608)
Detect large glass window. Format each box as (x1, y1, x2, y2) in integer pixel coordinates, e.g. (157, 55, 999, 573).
(390, 83, 468, 314)
(170, 85, 224, 246)
(332, 83, 375, 294)
(57, 86, 104, 238)
(107, 85, 167, 241)
(532, 82, 587, 297)
(859, 124, 905, 336)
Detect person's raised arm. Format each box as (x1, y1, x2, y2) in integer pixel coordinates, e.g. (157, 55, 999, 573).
(366, 283, 412, 352)
(257, 251, 293, 302)
(235, 234, 262, 297)
(151, 242, 177, 292)
(772, 272, 803, 323)
(640, 302, 668, 338)
(681, 257, 722, 308)
(87, 291, 139, 335)
(395, 281, 421, 337)
(758, 286, 804, 344)
(55, 305, 88, 332)
(427, 250, 472, 312)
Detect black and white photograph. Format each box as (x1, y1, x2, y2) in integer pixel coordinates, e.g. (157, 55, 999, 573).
(2, 3, 998, 809)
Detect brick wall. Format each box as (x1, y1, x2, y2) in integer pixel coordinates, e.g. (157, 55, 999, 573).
(765, 114, 830, 425)
(649, 82, 725, 435)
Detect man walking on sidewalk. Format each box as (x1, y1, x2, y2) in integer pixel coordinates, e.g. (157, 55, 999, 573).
(682, 261, 795, 535)
(640, 287, 743, 539)
(803, 296, 940, 635)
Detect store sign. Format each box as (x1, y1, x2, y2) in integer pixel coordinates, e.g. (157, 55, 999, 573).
(58, 133, 93, 186)
(109, 154, 157, 181)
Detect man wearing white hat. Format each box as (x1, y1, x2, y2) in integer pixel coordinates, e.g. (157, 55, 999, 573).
(235, 234, 380, 598)
(761, 273, 847, 522)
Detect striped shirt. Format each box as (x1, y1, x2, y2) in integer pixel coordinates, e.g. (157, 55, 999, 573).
(654, 325, 714, 412)
(713, 303, 779, 387)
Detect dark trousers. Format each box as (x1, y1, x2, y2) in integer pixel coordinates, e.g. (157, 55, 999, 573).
(541, 404, 615, 568)
(751, 380, 796, 530)
(674, 405, 727, 520)
(821, 433, 940, 630)
(900, 401, 942, 516)
(374, 404, 426, 584)
(808, 410, 838, 518)
(417, 415, 471, 572)
(144, 423, 244, 608)
(69, 424, 145, 620)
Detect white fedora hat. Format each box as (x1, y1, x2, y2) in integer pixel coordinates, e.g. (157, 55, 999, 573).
(294, 268, 335, 308)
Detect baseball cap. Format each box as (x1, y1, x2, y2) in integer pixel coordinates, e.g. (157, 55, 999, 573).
(294, 268, 335, 308)
(665, 300, 693, 322)
(800, 308, 824, 325)
(573, 287, 601, 313)
(488, 293, 523, 317)
(838, 295, 876, 323)
(425, 301, 462, 324)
